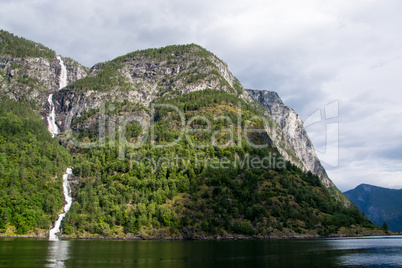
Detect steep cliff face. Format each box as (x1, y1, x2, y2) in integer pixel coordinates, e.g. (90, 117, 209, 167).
(0, 55, 87, 137)
(0, 55, 57, 101)
(0, 55, 87, 99)
(61, 57, 88, 87)
(247, 90, 333, 186)
(0, 30, 88, 113)
(106, 44, 244, 103)
(248, 89, 351, 206)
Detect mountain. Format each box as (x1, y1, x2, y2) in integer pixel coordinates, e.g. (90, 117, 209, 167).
(0, 29, 378, 239)
(344, 184, 402, 232)
(52, 46, 331, 186)
(247, 90, 350, 206)
(0, 30, 87, 115)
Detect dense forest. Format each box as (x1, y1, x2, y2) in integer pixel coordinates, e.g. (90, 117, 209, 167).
(61, 89, 373, 238)
(0, 30, 56, 60)
(0, 98, 71, 234)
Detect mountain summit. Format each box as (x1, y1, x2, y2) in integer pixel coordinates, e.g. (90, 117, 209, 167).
(0, 30, 377, 238)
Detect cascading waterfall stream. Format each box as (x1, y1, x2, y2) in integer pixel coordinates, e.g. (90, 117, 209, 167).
(46, 55, 67, 137)
(49, 168, 73, 241)
(47, 94, 58, 137)
(48, 56, 72, 241)
(57, 55, 68, 89)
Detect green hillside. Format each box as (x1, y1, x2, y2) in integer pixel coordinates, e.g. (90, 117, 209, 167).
(0, 97, 71, 235)
(0, 30, 56, 60)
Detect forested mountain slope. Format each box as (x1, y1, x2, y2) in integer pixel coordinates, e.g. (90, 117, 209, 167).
(0, 30, 378, 238)
(0, 98, 71, 235)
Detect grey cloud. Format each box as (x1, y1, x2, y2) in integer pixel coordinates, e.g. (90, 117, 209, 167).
(375, 144, 402, 161)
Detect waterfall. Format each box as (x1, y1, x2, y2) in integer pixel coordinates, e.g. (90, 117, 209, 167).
(47, 94, 59, 138)
(57, 56, 68, 89)
(48, 56, 72, 241)
(49, 168, 73, 241)
(46, 56, 67, 137)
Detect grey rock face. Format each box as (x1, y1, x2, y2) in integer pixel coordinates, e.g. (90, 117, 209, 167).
(0, 56, 59, 102)
(116, 51, 242, 106)
(50, 45, 246, 134)
(62, 57, 88, 87)
(0, 55, 87, 94)
(51, 89, 150, 136)
(0, 54, 87, 112)
(247, 89, 334, 188)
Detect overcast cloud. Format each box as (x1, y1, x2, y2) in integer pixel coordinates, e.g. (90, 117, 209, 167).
(1, 0, 401, 191)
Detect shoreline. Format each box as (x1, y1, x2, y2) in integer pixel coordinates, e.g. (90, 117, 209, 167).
(1, 231, 398, 241)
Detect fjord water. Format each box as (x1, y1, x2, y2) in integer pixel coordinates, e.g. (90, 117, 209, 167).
(1, 236, 401, 267)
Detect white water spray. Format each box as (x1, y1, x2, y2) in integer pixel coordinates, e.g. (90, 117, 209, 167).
(48, 56, 72, 241)
(47, 94, 58, 138)
(57, 56, 67, 89)
(49, 168, 73, 241)
(46, 56, 67, 137)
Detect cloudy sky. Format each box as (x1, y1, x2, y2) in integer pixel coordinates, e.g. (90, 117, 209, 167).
(1, 0, 401, 191)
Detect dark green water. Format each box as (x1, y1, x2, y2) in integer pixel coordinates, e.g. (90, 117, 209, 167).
(1, 236, 401, 267)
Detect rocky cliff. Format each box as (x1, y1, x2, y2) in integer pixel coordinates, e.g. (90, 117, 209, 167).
(0, 30, 88, 118)
(50, 45, 256, 137)
(247, 89, 351, 206)
(0, 55, 88, 137)
(247, 89, 332, 185)
(0, 55, 87, 101)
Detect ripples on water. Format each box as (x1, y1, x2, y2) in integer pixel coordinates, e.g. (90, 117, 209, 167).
(46, 241, 70, 268)
(0, 236, 401, 267)
(329, 236, 402, 267)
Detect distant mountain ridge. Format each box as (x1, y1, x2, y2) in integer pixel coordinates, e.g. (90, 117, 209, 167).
(344, 184, 402, 232)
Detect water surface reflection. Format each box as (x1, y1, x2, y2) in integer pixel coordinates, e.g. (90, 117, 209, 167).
(1, 236, 402, 267)
(46, 240, 71, 267)
(326, 236, 402, 267)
